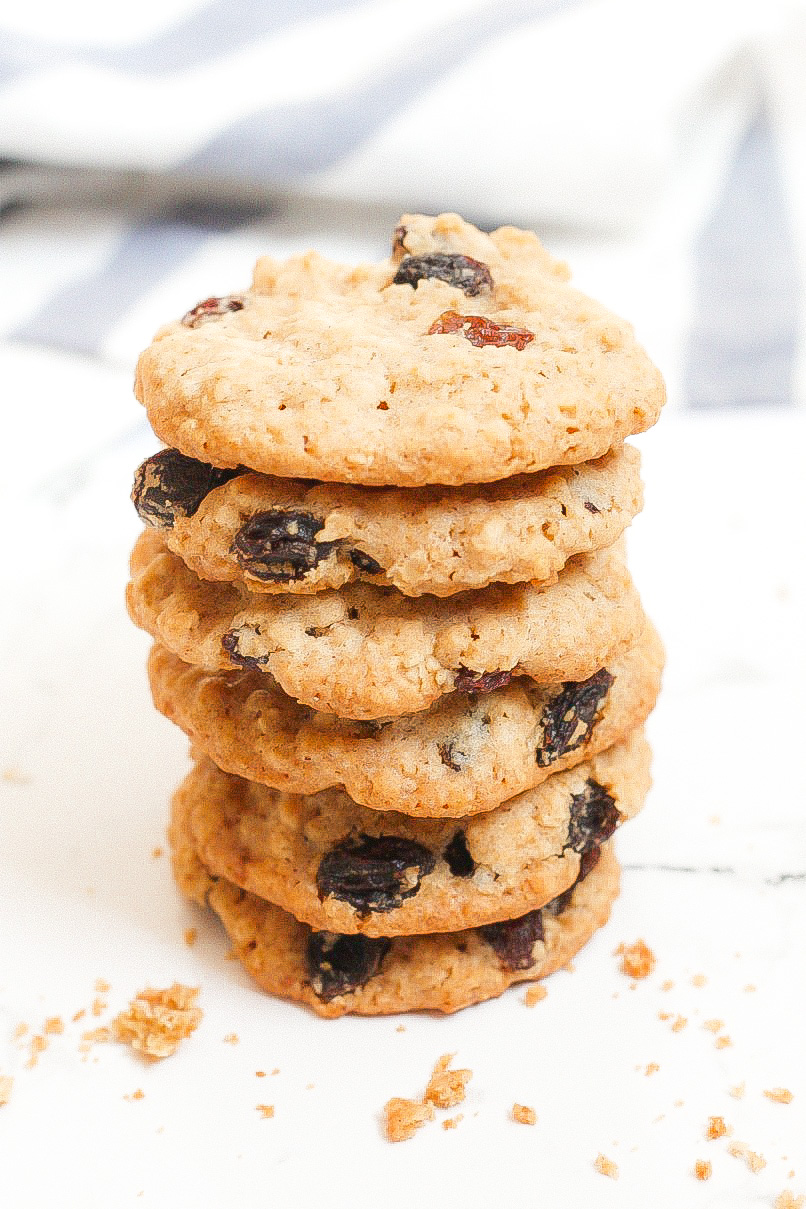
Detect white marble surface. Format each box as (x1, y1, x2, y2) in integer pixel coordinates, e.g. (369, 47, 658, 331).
(1, 342, 805, 1208)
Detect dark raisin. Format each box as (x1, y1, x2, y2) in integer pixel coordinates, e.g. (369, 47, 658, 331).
(349, 549, 383, 575)
(221, 628, 269, 670)
(536, 668, 614, 768)
(481, 910, 544, 971)
(454, 667, 513, 694)
(443, 831, 475, 878)
(181, 294, 244, 327)
(566, 779, 620, 854)
(306, 932, 391, 1001)
(316, 834, 436, 915)
(578, 844, 602, 881)
(131, 449, 241, 529)
(231, 510, 336, 582)
(438, 741, 467, 771)
(584, 500, 601, 514)
(393, 253, 493, 297)
(428, 310, 534, 350)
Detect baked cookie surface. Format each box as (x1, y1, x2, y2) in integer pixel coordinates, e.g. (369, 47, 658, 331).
(127, 531, 642, 720)
(172, 732, 648, 937)
(172, 811, 620, 1017)
(148, 621, 663, 816)
(132, 445, 642, 597)
(135, 213, 665, 487)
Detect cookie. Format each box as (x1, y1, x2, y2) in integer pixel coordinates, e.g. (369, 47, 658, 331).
(134, 213, 665, 487)
(148, 621, 663, 816)
(172, 817, 619, 1017)
(132, 445, 642, 597)
(127, 531, 643, 720)
(172, 731, 648, 937)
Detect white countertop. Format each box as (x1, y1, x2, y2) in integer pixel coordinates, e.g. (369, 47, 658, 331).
(1, 343, 804, 1208)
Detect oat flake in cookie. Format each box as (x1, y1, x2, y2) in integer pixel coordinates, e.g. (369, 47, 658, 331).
(170, 731, 649, 937)
(135, 213, 665, 486)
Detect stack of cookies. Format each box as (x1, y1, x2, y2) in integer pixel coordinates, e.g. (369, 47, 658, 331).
(126, 213, 665, 1018)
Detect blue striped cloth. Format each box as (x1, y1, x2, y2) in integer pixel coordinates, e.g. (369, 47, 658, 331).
(0, 0, 803, 409)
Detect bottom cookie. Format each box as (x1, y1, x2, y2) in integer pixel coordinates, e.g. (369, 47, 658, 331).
(173, 830, 619, 1017)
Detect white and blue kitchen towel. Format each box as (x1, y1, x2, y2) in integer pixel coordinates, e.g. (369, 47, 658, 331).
(0, 0, 804, 409)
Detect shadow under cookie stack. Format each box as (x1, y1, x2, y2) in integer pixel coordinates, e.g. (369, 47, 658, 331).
(127, 213, 665, 1018)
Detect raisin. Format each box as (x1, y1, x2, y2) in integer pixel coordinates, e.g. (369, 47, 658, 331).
(132, 449, 241, 529)
(438, 741, 467, 771)
(393, 254, 493, 297)
(221, 628, 269, 670)
(454, 667, 513, 694)
(481, 910, 544, 971)
(578, 844, 602, 881)
(584, 500, 601, 514)
(428, 310, 534, 350)
(316, 834, 436, 915)
(349, 549, 383, 575)
(306, 932, 391, 1001)
(544, 855, 597, 919)
(536, 668, 614, 768)
(443, 831, 475, 878)
(181, 294, 244, 327)
(231, 510, 336, 582)
(566, 779, 620, 854)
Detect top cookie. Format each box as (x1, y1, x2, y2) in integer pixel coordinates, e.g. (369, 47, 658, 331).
(135, 213, 665, 486)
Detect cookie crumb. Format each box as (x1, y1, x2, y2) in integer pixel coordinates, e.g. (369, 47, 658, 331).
(764, 1088, 794, 1104)
(616, 940, 655, 979)
(271, 1068, 280, 1076)
(112, 983, 201, 1060)
(694, 1160, 712, 1181)
(26, 1035, 47, 1068)
(715, 1035, 732, 1049)
(775, 1194, 804, 1209)
(706, 1115, 730, 1140)
(14, 1022, 28, 1040)
(92, 997, 107, 1018)
(703, 1018, 724, 1033)
(645, 1063, 660, 1076)
(256, 1104, 274, 1119)
(512, 1104, 536, 1125)
(690, 974, 707, 987)
(594, 1154, 619, 1179)
(729, 1082, 745, 1099)
(671, 1015, 688, 1033)
(124, 1089, 145, 1101)
(72, 1009, 86, 1023)
(0, 1075, 12, 1106)
(184, 928, 197, 947)
(383, 1097, 434, 1142)
(424, 1054, 472, 1109)
(395, 1024, 406, 1032)
(44, 1016, 64, 1035)
(727, 1141, 766, 1173)
(660, 979, 674, 991)
(223, 1033, 239, 1045)
(744, 983, 757, 992)
(81, 1026, 111, 1045)
(94, 979, 111, 993)
(256, 1071, 266, 1078)
(442, 1114, 463, 1130)
(523, 985, 548, 1006)
(152, 847, 164, 859)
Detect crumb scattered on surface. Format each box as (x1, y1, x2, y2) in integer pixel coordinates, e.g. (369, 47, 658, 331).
(512, 1104, 536, 1125)
(223, 1033, 238, 1045)
(383, 1097, 434, 1143)
(92, 997, 107, 1018)
(124, 1089, 145, 1101)
(184, 928, 197, 947)
(14, 1023, 28, 1040)
(152, 847, 164, 859)
(44, 1016, 63, 1035)
(72, 1009, 85, 1023)
(26, 1035, 47, 1068)
(645, 1063, 660, 1076)
(671, 1015, 688, 1033)
(690, 974, 707, 987)
(112, 983, 201, 1060)
(305, 1083, 315, 1090)
(523, 985, 548, 1006)
(729, 1082, 745, 1099)
(764, 1088, 794, 1104)
(616, 940, 655, 979)
(744, 983, 756, 992)
(424, 1054, 472, 1109)
(395, 1024, 406, 1032)
(594, 1154, 619, 1179)
(660, 979, 674, 991)
(81, 1027, 111, 1045)
(256, 1104, 274, 1119)
(95, 979, 110, 993)
(703, 1018, 724, 1033)
(256, 1071, 265, 1078)
(706, 1115, 730, 1140)
(775, 1193, 805, 1209)
(442, 1114, 463, 1130)
(715, 1035, 732, 1049)
(727, 1142, 766, 1173)
(0, 1076, 12, 1106)
(694, 1160, 712, 1181)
